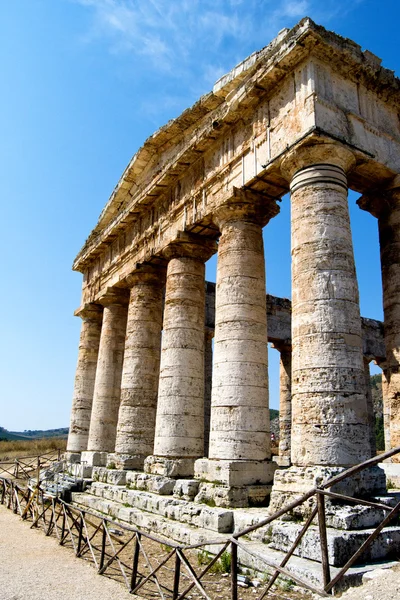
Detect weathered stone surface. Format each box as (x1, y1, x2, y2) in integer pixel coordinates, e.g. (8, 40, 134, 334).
(81, 450, 108, 467)
(126, 470, 176, 495)
(377, 188, 400, 462)
(195, 458, 276, 487)
(92, 467, 127, 485)
(269, 465, 387, 516)
(281, 146, 371, 469)
(148, 235, 216, 477)
(87, 290, 129, 454)
(268, 521, 400, 567)
(113, 266, 165, 469)
(67, 304, 103, 453)
(277, 345, 291, 460)
(173, 479, 199, 501)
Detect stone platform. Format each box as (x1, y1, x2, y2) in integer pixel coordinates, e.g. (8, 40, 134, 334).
(68, 460, 400, 592)
(71, 476, 400, 593)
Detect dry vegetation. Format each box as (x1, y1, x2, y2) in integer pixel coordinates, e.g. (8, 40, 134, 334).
(0, 437, 67, 461)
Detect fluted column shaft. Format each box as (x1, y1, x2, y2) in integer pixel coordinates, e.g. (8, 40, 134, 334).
(282, 144, 370, 467)
(209, 207, 270, 462)
(87, 290, 129, 454)
(145, 234, 216, 477)
(112, 267, 165, 469)
(67, 304, 103, 454)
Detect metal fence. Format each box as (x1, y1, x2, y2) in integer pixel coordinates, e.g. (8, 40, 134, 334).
(1, 445, 400, 598)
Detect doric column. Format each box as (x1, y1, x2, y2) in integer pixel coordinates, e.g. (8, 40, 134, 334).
(144, 233, 216, 477)
(66, 303, 103, 456)
(282, 143, 370, 468)
(378, 185, 400, 461)
(276, 344, 292, 465)
(358, 180, 400, 462)
(83, 289, 129, 466)
(110, 266, 166, 470)
(204, 327, 214, 457)
(363, 357, 376, 457)
(269, 143, 385, 515)
(195, 189, 278, 492)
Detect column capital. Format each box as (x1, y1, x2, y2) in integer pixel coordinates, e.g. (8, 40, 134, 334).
(74, 303, 103, 321)
(271, 341, 292, 354)
(124, 263, 166, 289)
(214, 186, 279, 229)
(162, 232, 217, 262)
(97, 287, 130, 308)
(280, 142, 356, 184)
(357, 175, 400, 218)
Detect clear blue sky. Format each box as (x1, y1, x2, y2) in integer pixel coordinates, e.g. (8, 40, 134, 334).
(0, 0, 398, 431)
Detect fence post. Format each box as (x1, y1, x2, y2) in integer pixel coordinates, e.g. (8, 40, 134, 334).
(77, 512, 84, 556)
(317, 491, 331, 591)
(99, 520, 107, 572)
(173, 551, 181, 600)
(60, 507, 66, 545)
(130, 532, 141, 592)
(231, 540, 238, 600)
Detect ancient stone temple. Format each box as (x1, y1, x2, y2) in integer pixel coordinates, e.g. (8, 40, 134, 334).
(67, 17, 400, 513)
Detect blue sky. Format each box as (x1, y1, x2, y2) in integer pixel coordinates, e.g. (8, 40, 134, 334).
(0, 0, 398, 431)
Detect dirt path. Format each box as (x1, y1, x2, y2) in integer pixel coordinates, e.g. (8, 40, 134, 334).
(1, 503, 399, 600)
(0, 506, 132, 600)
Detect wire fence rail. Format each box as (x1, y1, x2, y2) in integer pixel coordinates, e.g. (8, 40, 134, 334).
(0, 449, 62, 480)
(1, 446, 400, 599)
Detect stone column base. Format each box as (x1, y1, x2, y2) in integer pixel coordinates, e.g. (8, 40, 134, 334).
(81, 451, 108, 467)
(65, 452, 82, 464)
(194, 481, 273, 508)
(269, 465, 387, 518)
(194, 458, 277, 486)
(144, 455, 196, 478)
(107, 453, 145, 470)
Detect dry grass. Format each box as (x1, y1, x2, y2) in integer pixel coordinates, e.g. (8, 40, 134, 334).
(0, 437, 67, 461)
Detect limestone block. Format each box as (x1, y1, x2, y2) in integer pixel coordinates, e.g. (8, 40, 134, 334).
(195, 482, 248, 508)
(269, 465, 387, 517)
(92, 467, 127, 485)
(144, 456, 196, 478)
(200, 506, 234, 533)
(268, 521, 400, 567)
(194, 458, 277, 486)
(81, 451, 108, 467)
(68, 463, 93, 478)
(126, 470, 176, 495)
(173, 479, 199, 500)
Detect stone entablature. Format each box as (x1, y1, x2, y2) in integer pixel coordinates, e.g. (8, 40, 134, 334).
(73, 18, 400, 310)
(68, 18, 400, 507)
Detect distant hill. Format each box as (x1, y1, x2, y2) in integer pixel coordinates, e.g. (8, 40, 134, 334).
(0, 427, 68, 441)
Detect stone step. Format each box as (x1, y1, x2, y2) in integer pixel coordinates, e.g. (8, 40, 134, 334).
(239, 540, 400, 594)
(83, 482, 234, 533)
(266, 520, 400, 567)
(71, 492, 229, 548)
(71, 492, 398, 594)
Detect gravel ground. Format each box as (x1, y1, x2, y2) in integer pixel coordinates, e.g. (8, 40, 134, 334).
(1, 503, 399, 600)
(0, 506, 132, 600)
(336, 565, 400, 600)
